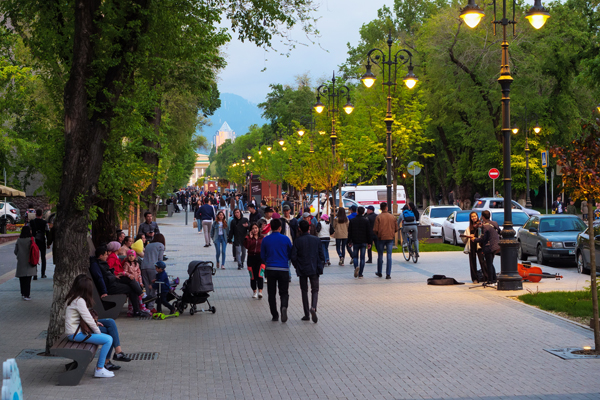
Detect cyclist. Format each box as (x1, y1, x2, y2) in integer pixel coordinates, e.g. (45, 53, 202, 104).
(398, 201, 419, 254)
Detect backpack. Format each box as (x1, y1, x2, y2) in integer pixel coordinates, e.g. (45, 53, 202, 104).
(329, 223, 335, 235)
(29, 237, 40, 266)
(402, 209, 415, 223)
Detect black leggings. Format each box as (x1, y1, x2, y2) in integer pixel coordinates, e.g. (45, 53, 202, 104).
(19, 276, 32, 297)
(247, 253, 264, 291)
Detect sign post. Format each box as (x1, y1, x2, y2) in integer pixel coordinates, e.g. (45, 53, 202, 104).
(541, 150, 548, 214)
(488, 168, 500, 196)
(407, 161, 421, 206)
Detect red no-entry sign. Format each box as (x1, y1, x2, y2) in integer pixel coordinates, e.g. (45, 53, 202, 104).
(489, 168, 500, 180)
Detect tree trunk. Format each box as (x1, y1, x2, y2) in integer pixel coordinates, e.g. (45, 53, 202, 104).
(424, 161, 434, 207)
(141, 105, 162, 216)
(91, 198, 117, 247)
(589, 195, 600, 350)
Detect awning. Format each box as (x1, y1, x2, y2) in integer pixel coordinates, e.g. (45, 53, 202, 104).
(0, 185, 26, 197)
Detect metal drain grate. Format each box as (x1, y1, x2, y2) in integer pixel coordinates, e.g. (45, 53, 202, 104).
(16, 349, 47, 360)
(123, 352, 159, 361)
(544, 348, 600, 360)
(136, 315, 152, 321)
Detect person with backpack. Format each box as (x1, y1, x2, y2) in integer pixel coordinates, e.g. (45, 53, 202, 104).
(14, 226, 37, 300)
(29, 209, 50, 279)
(399, 202, 419, 255)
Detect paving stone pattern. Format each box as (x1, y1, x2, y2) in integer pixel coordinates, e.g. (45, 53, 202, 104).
(0, 212, 599, 399)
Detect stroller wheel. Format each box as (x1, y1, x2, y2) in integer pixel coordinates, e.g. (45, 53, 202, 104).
(211, 306, 216, 314)
(190, 308, 195, 315)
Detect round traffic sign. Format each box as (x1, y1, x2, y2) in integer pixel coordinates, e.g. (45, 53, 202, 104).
(407, 161, 421, 176)
(489, 168, 500, 180)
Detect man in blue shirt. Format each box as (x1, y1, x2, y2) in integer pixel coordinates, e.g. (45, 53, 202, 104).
(261, 219, 293, 322)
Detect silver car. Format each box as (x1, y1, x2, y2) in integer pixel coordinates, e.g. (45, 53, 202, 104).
(0, 202, 22, 224)
(473, 197, 540, 217)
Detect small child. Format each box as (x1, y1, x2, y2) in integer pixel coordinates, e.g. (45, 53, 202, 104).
(121, 250, 151, 316)
(152, 261, 175, 314)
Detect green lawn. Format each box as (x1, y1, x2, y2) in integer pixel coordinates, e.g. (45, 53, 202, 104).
(372, 240, 464, 253)
(518, 290, 595, 318)
(156, 211, 168, 219)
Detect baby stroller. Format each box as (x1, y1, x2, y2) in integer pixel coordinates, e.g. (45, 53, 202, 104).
(172, 261, 216, 315)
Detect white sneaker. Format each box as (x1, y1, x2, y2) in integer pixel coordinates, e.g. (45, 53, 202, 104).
(94, 367, 115, 378)
(258, 292, 263, 299)
(252, 292, 258, 299)
(22, 296, 31, 301)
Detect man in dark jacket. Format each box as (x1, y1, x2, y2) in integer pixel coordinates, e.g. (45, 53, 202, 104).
(89, 246, 144, 315)
(29, 209, 50, 279)
(248, 203, 263, 224)
(470, 210, 500, 284)
(228, 209, 249, 269)
(365, 206, 377, 263)
(195, 198, 215, 247)
(291, 220, 324, 323)
(348, 207, 372, 278)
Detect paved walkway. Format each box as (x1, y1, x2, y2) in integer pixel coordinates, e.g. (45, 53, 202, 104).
(0, 212, 599, 399)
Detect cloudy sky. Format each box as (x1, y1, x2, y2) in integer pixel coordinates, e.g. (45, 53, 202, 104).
(217, 0, 391, 104)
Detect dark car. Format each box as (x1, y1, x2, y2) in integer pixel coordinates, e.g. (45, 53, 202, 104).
(575, 221, 600, 274)
(516, 214, 587, 265)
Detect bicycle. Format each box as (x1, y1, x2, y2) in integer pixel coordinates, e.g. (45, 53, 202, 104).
(401, 226, 419, 263)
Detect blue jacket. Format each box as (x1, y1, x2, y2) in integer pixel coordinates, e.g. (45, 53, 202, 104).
(196, 204, 215, 221)
(153, 270, 170, 294)
(348, 212, 358, 220)
(261, 232, 292, 271)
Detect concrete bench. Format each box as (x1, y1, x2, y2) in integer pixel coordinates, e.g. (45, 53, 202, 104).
(50, 335, 98, 386)
(91, 283, 126, 320)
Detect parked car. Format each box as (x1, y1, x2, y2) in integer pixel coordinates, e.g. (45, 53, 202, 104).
(309, 196, 372, 217)
(517, 214, 587, 265)
(0, 202, 21, 224)
(487, 209, 530, 234)
(422, 206, 462, 237)
(441, 210, 480, 245)
(472, 197, 540, 217)
(575, 221, 600, 274)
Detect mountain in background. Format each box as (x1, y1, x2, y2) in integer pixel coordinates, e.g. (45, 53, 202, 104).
(200, 93, 267, 149)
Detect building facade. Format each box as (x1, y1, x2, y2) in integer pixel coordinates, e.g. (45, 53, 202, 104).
(214, 122, 235, 152)
(188, 153, 210, 187)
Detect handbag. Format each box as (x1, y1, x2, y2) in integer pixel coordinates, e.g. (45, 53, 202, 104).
(73, 309, 99, 342)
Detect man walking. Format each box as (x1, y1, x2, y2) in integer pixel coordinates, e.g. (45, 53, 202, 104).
(261, 219, 293, 322)
(196, 198, 215, 247)
(291, 220, 324, 323)
(29, 209, 50, 279)
(365, 206, 377, 263)
(228, 209, 248, 270)
(248, 203, 263, 224)
(372, 202, 398, 279)
(138, 211, 160, 237)
(347, 206, 372, 279)
(552, 195, 565, 214)
(470, 210, 500, 284)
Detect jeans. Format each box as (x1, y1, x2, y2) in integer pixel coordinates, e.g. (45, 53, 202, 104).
(377, 239, 394, 276)
(98, 318, 119, 359)
(156, 291, 174, 314)
(352, 243, 367, 276)
(141, 269, 156, 308)
(235, 244, 246, 269)
(299, 275, 319, 317)
(266, 270, 289, 318)
(68, 333, 113, 369)
(196, 219, 202, 232)
(402, 225, 419, 253)
(214, 235, 227, 265)
(335, 238, 347, 259)
(320, 240, 330, 263)
(202, 220, 212, 245)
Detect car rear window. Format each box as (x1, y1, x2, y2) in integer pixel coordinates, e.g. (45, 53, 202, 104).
(431, 207, 460, 218)
(539, 217, 586, 232)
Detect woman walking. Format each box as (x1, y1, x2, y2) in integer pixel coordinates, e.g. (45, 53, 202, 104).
(462, 211, 487, 283)
(64, 274, 115, 378)
(244, 223, 264, 299)
(333, 208, 349, 265)
(14, 226, 36, 300)
(211, 211, 229, 269)
(317, 214, 332, 266)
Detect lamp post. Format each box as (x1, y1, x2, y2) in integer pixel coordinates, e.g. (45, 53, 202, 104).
(511, 105, 541, 209)
(297, 115, 317, 154)
(361, 33, 418, 212)
(314, 72, 354, 207)
(460, 0, 550, 291)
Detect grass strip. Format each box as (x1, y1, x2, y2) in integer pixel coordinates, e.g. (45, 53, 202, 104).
(518, 290, 594, 318)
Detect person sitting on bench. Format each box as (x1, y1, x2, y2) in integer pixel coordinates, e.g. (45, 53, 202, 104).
(65, 274, 115, 378)
(90, 245, 144, 317)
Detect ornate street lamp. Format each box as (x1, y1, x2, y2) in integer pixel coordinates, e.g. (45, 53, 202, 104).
(460, 0, 550, 291)
(513, 105, 541, 208)
(297, 114, 317, 154)
(361, 32, 418, 212)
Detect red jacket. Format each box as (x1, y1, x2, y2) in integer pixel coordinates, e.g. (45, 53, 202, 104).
(107, 253, 124, 275)
(243, 235, 263, 255)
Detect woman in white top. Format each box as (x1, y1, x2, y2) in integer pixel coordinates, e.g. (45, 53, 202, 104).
(317, 214, 332, 266)
(210, 211, 229, 269)
(64, 275, 115, 378)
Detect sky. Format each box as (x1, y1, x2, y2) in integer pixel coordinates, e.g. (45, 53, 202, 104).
(217, 0, 391, 104)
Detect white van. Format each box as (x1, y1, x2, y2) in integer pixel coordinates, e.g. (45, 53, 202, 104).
(341, 185, 406, 209)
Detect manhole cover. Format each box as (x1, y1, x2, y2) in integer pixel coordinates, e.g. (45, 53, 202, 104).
(124, 352, 159, 361)
(544, 348, 600, 360)
(37, 330, 47, 339)
(15, 349, 48, 360)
